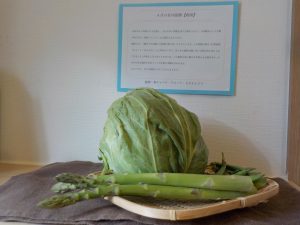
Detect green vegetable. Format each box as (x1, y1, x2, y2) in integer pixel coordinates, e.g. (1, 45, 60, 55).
(38, 184, 250, 209)
(205, 158, 268, 190)
(99, 88, 208, 174)
(216, 153, 227, 175)
(38, 161, 268, 208)
(54, 172, 258, 193)
(37, 89, 270, 209)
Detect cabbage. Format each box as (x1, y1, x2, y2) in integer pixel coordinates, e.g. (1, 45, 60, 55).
(99, 88, 208, 174)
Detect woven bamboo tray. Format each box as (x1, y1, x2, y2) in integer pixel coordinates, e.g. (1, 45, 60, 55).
(104, 179, 279, 221)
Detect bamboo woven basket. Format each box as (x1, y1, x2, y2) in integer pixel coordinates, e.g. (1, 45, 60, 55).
(104, 179, 279, 221)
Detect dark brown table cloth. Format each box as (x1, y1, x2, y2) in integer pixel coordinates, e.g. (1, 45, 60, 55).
(0, 161, 299, 225)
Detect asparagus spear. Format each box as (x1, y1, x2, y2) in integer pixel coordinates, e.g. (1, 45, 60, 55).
(55, 172, 257, 193)
(39, 153, 269, 209)
(38, 184, 249, 208)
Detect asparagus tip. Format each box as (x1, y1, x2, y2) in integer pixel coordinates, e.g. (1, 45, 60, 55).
(37, 194, 76, 208)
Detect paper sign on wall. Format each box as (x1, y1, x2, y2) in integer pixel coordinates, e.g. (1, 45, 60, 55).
(117, 2, 239, 95)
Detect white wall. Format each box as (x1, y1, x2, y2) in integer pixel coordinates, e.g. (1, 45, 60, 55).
(0, 0, 292, 177)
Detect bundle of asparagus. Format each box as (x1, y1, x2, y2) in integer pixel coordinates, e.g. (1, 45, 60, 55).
(38, 158, 268, 209)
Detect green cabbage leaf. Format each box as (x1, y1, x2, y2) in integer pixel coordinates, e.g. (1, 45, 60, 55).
(99, 88, 208, 174)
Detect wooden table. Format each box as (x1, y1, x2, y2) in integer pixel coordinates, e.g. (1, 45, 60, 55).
(0, 163, 40, 185)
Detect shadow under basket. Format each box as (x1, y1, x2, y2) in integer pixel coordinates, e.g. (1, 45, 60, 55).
(104, 179, 279, 221)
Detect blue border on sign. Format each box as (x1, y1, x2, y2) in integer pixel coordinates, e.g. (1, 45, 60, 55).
(117, 1, 239, 96)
